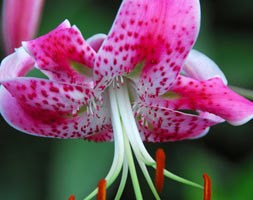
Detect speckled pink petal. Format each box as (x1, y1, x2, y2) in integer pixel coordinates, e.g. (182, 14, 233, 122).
(0, 87, 87, 138)
(94, 0, 200, 96)
(167, 75, 253, 125)
(85, 130, 113, 142)
(0, 86, 84, 138)
(87, 34, 107, 52)
(0, 86, 112, 140)
(23, 20, 96, 84)
(1, 78, 93, 114)
(0, 47, 35, 81)
(137, 105, 218, 142)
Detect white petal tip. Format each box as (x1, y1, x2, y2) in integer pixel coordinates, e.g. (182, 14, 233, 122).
(229, 115, 253, 126)
(184, 49, 228, 85)
(189, 127, 210, 139)
(62, 19, 71, 27)
(87, 33, 107, 42)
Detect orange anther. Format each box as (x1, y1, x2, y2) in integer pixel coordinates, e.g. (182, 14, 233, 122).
(155, 148, 166, 193)
(203, 173, 212, 200)
(68, 194, 75, 200)
(97, 179, 107, 200)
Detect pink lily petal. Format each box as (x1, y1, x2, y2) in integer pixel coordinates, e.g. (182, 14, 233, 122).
(0, 85, 112, 140)
(94, 0, 200, 96)
(23, 20, 96, 85)
(87, 34, 107, 52)
(0, 86, 85, 138)
(183, 49, 228, 84)
(0, 22, 113, 141)
(138, 105, 218, 142)
(2, 0, 44, 54)
(0, 47, 35, 81)
(1, 78, 94, 113)
(85, 129, 113, 142)
(152, 75, 253, 126)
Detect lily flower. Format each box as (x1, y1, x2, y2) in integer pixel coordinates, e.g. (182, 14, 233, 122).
(2, 0, 44, 54)
(0, 0, 253, 199)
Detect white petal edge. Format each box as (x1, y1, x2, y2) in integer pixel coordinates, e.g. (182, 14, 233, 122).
(229, 114, 253, 126)
(188, 127, 210, 139)
(86, 33, 107, 52)
(183, 49, 228, 85)
(0, 47, 34, 82)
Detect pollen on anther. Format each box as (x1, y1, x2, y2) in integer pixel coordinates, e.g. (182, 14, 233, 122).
(203, 173, 212, 200)
(68, 194, 75, 200)
(97, 179, 107, 200)
(155, 148, 166, 193)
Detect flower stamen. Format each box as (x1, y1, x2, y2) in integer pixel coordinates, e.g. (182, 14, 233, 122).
(87, 102, 93, 115)
(119, 75, 124, 85)
(155, 148, 166, 193)
(112, 76, 124, 89)
(68, 195, 75, 200)
(203, 173, 212, 200)
(97, 179, 107, 200)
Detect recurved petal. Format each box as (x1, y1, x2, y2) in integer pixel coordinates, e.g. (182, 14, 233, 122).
(94, 0, 200, 96)
(0, 85, 112, 140)
(183, 49, 228, 84)
(23, 20, 96, 85)
(1, 78, 93, 113)
(0, 86, 85, 138)
(0, 47, 35, 82)
(138, 105, 219, 142)
(169, 75, 253, 125)
(85, 129, 113, 142)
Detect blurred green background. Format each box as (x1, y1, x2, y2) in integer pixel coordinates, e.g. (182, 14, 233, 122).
(0, 0, 253, 199)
